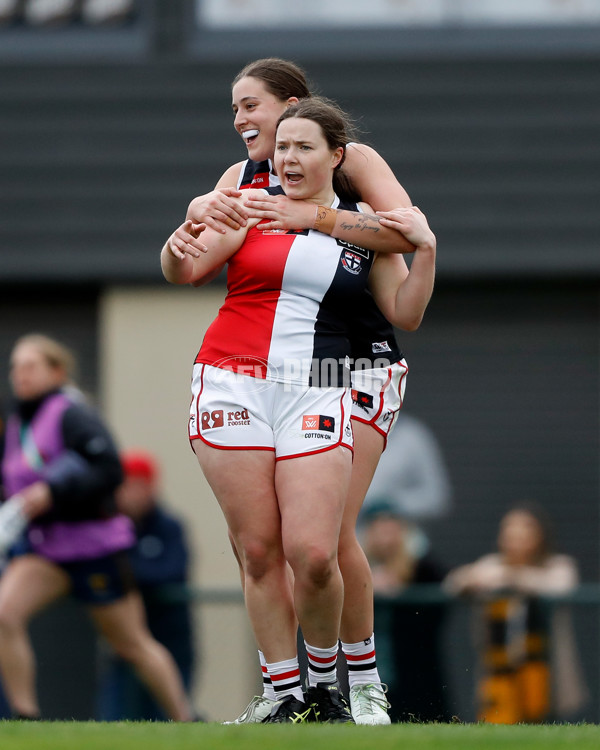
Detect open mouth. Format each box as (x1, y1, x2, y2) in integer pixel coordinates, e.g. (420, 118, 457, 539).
(285, 172, 303, 184)
(242, 129, 259, 145)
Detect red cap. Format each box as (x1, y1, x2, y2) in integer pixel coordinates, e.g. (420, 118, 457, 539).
(120, 450, 158, 482)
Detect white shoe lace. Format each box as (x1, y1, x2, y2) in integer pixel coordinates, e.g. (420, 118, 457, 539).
(351, 683, 391, 717)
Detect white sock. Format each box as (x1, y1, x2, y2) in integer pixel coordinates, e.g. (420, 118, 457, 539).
(341, 633, 381, 687)
(266, 656, 304, 702)
(258, 650, 276, 700)
(304, 640, 338, 687)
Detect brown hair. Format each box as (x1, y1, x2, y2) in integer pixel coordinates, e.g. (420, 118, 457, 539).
(12, 333, 77, 385)
(232, 57, 311, 102)
(277, 96, 360, 202)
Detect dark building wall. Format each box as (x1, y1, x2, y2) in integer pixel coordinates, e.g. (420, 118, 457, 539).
(397, 279, 599, 722)
(1, 55, 599, 282)
(403, 280, 599, 580)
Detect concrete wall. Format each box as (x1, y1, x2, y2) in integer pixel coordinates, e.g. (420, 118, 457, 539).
(99, 284, 258, 721)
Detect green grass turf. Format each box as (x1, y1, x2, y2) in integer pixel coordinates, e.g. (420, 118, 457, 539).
(0, 722, 599, 750)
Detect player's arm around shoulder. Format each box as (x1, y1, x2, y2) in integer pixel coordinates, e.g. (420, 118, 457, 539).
(161, 191, 261, 286)
(345, 142, 412, 210)
(185, 161, 248, 232)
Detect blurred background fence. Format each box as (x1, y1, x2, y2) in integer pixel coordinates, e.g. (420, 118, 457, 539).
(0, 0, 598, 723)
(9, 583, 600, 722)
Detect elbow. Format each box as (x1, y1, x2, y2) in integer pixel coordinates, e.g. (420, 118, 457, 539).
(394, 312, 424, 332)
(161, 260, 189, 286)
(403, 316, 423, 332)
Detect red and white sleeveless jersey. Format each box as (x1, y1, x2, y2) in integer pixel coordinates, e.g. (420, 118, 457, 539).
(195, 195, 375, 387)
(235, 158, 403, 369)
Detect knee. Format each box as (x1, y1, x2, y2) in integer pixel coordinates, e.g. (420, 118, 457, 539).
(238, 537, 283, 583)
(291, 545, 337, 590)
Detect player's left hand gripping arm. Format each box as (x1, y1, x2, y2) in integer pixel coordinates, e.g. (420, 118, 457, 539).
(370, 207, 436, 331)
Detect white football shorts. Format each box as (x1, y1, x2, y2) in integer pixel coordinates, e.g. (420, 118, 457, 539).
(350, 359, 408, 447)
(189, 364, 353, 460)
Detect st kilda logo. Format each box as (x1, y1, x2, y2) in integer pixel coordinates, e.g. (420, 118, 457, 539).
(336, 239, 369, 275)
(341, 249, 363, 275)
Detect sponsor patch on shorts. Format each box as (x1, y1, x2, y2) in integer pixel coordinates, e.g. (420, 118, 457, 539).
(302, 414, 335, 432)
(351, 389, 374, 411)
(201, 408, 251, 429)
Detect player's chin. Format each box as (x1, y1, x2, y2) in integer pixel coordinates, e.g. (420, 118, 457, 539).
(246, 140, 271, 162)
(285, 190, 309, 203)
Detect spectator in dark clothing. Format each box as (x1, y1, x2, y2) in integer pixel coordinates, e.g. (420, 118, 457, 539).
(96, 449, 196, 721)
(0, 333, 193, 721)
(361, 502, 451, 722)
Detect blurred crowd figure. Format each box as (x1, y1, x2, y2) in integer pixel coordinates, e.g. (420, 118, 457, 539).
(0, 0, 135, 26)
(361, 502, 451, 723)
(97, 449, 196, 721)
(362, 411, 452, 523)
(0, 334, 193, 720)
(444, 504, 588, 724)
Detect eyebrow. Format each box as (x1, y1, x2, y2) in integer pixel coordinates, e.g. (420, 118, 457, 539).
(232, 96, 260, 109)
(276, 137, 316, 146)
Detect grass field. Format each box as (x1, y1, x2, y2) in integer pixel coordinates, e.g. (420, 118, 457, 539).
(1, 721, 600, 750)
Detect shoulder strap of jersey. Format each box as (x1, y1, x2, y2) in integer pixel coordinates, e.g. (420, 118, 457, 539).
(237, 159, 273, 190)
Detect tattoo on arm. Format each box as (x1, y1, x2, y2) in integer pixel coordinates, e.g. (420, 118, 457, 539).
(339, 212, 381, 234)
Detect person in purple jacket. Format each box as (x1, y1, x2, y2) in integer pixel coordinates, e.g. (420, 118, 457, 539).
(0, 333, 193, 721)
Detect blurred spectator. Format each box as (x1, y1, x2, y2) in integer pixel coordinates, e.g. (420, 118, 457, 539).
(0, 334, 192, 721)
(361, 502, 451, 722)
(444, 503, 589, 723)
(362, 412, 452, 523)
(96, 449, 196, 721)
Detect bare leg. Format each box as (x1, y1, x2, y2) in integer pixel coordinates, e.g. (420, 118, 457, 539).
(0, 555, 71, 717)
(338, 422, 385, 643)
(88, 591, 193, 721)
(277, 446, 352, 648)
(193, 441, 297, 663)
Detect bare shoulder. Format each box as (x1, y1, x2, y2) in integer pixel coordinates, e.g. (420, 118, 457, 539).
(345, 143, 380, 173)
(347, 142, 380, 160)
(215, 160, 246, 189)
(345, 143, 411, 209)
